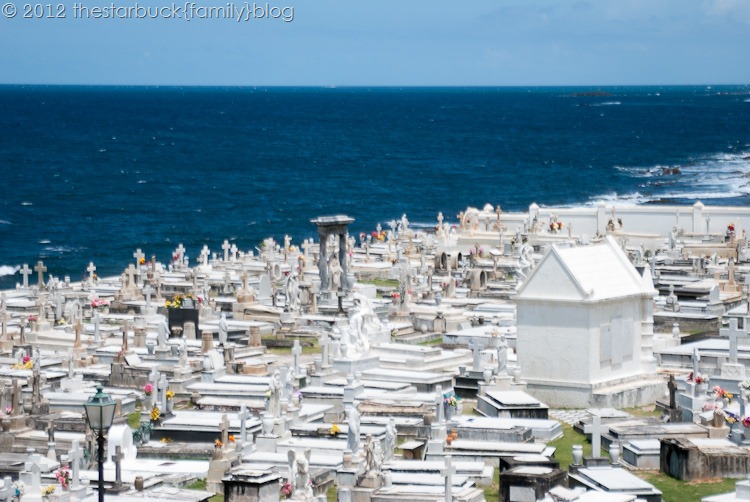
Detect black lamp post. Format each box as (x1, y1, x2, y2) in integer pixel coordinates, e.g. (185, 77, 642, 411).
(83, 386, 116, 502)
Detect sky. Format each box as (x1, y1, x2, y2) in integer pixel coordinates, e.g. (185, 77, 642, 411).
(1, 0, 750, 86)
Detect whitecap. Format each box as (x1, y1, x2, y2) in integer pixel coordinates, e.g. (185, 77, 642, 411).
(20, 202, 32, 206)
(137, 180, 147, 184)
(0, 265, 19, 277)
(98, 148, 107, 153)
(38, 239, 51, 244)
(0, 220, 11, 225)
(591, 101, 621, 107)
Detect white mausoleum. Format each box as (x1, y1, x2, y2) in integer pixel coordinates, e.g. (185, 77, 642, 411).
(515, 236, 665, 407)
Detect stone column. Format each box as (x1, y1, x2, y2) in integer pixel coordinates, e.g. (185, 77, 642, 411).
(339, 231, 348, 289)
(318, 230, 328, 292)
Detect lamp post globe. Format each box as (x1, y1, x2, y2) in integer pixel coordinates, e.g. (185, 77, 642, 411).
(83, 386, 116, 502)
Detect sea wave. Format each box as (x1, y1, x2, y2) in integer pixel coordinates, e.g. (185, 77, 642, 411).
(597, 151, 750, 205)
(0, 220, 10, 225)
(0, 265, 19, 277)
(591, 101, 622, 107)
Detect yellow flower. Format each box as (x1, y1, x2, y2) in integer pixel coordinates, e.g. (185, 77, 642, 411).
(215, 439, 223, 447)
(150, 406, 160, 421)
(229, 435, 236, 442)
(330, 423, 340, 436)
(43, 486, 56, 495)
(166, 389, 175, 400)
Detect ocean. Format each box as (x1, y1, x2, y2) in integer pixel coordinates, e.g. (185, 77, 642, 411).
(1, 85, 749, 288)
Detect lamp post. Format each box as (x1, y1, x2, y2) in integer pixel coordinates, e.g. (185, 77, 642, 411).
(83, 386, 116, 502)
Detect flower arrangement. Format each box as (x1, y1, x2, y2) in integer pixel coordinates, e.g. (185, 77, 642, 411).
(91, 298, 110, 309)
(5, 405, 12, 415)
(143, 383, 153, 396)
(370, 230, 386, 241)
(166, 389, 175, 401)
(713, 386, 733, 402)
(687, 372, 705, 384)
(12, 481, 24, 496)
(229, 435, 236, 443)
(164, 294, 201, 309)
(214, 439, 223, 448)
(443, 394, 458, 409)
(139, 257, 146, 265)
(54, 467, 71, 489)
(392, 293, 400, 300)
(728, 224, 736, 236)
(150, 406, 160, 421)
(265, 390, 271, 400)
(281, 481, 293, 498)
(724, 409, 740, 425)
(27, 315, 37, 323)
(549, 221, 564, 233)
(160, 437, 174, 444)
(42, 485, 56, 496)
(743, 416, 750, 428)
(330, 423, 341, 436)
(293, 390, 303, 403)
(12, 355, 32, 370)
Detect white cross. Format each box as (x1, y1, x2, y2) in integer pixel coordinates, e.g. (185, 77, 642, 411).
(587, 414, 609, 459)
(238, 404, 250, 445)
(19, 264, 32, 288)
(441, 455, 455, 502)
(320, 332, 330, 366)
(222, 240, 231, 261)
(143, 284, 154, 309)
(175, 244, 186, 263)
(468, 340, 483, 371)
(721, 317, 748, 365)
(133, 248, 145, 267)
(34, 261, 47, 287)
(125, 264, 137, 287)
(292, 340, 302, 375)
(67, 440, 84, 488)
(230, 244, 238, 261)
(200, 245, 210, 266)
(86, 262, 96, 281)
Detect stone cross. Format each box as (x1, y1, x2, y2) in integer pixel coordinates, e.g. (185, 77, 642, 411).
(220, 414, 230, 451)
(691, 348, 701, 396)
(441, 455, 454, 502)
(468, 340, 483, 371)
(157, 374, 168, 410)
(435, 385, 444, 424)
(292, 340, 302, 376)
(20, 264, 32, 288)
(142, 284, 154, 309)
(589, 414, 608, 459)
(721, 318, 747, 365)
(121, 323, 129, 353)
(302, 239, 312, 261)
(148, 368, 159, 407)
(93, 309, 101, 345)
(320, 332, 330, 367)
(200, 245, 210, 266)
(11, 379, 21, 416)
(133, 248, 145, 269)
(175, 244, 186, 264)
(86, 262, 96, 283)
(125, 264, 137, 288)
(238, 404, 250, 446)
(68, 440, 84, 487)
(230, 244, 238, 261)
(113, 445, 123, 488)
(34, 260, 47, 287)
(668, 375, 677, 410)
(284, 235, 291, 262)
(222, 240, 231, 261)
(46, 420, 55, 443)
(28, 461, 42, 494)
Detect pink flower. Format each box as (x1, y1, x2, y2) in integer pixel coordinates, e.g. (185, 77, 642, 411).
(143, 383, 153, 396)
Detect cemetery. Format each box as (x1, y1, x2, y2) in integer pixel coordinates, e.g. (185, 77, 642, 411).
(3, 201, 750, 501)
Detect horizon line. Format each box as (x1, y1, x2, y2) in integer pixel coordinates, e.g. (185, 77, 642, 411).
(1, 83, 749, 89)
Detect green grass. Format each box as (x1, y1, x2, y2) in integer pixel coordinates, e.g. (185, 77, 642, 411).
(417, 337, 443, 347)
(640, 472, 736, 502)
(358, 278, 400, 288)
(186, 479, 224, 502)
(543, 423, 738, 502)
(623, 404, 663, 419)
(127, 411, 141, 429)
(327, 486, 337, 501)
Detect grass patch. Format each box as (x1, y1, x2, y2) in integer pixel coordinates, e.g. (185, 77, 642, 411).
(186, 479, 206, 490)
(358, 278, 400, 288)
(638, 472, 736, 502)
(417, 337, 443, 347)
(327, 486, 337, 502)
(548, 423, 591, 470)
(624, 405, 663, 419)
(127, 411, 142, 429)
(545, 423, 737, 501)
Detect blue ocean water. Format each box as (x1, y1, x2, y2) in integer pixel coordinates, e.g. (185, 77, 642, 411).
(1, 85, 749, 288)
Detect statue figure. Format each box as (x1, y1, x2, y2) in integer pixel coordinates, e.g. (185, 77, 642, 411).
(218, 313, 228, 345)
(346, 405, 361, 453)
(496, 333, 508, 375)
(157, 316, 170, 347)
(285, 275, 300, 312)
(288, 449, 313, 499)
(269, 370, 282, 417)
(384, 418, 397, 462)
(328, 253, 342, 291)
